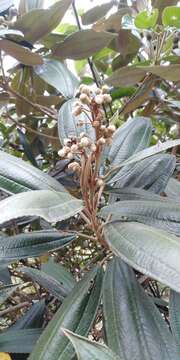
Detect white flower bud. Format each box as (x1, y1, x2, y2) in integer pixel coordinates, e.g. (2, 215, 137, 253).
(101, 85, 109, 94)
(80, 137, 90, 147)
(100, 125, 106, 131)
(96, 178, 104, 187)
(67, 152, 74, 159)
(94, 95, 104, 105)
(91, 144, 97, 152)
(108, 124, 116, 132)
(68, 162, 81, 172)
(80, 85, 90, 95)
(80, 93, 90, 104)
(72, 105, 82, 116)
(71, 144, 78, 153)
(64, 138, 71, 146)
(95, 88, 101, 95)
(79, 132, 86, 138)
(98, 137, 106, 145)
(103, 94, 112, 103)
(58, 148, 66, 157)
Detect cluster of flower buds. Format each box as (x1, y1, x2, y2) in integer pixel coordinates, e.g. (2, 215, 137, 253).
(72, 84, 112, 117)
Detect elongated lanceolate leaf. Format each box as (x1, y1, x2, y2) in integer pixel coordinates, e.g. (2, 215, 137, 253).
(29, 267, 103, 360)
(81, 2, 113, 25)
(170, 290, 180, 355)
(0, 230, 74, 264)
(103, 258, 178, 360)
(10, 300, 45, 330)
(0, 151, 65, 193)
(101, 199, 180, 235)
(104, 221, 180, 293)
(34, 59, 79, 98)
(64, 330, 120, 360)
(0, 329, 42, 353)
(165, 178, 180, 199)
(58, 98, 95, 145)
(0, 39, 43, 66)
(42, 257, 75, 293)
(109, 117, 152, 166)
(0, 190, 83, 225)
(108, 152, 176, 187)
(106, 186, 166, 201)
(19, 266, 70, 300)
(0, 284, 18, 305)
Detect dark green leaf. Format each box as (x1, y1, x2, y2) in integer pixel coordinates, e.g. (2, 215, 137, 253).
(29, 267, 103, 360)
(104, 221, 180, 292)
(169, 290, 180, 355)
(64, 330, 120, 360)
(0, 329, 42, 353)
(10, 300, 45, 330)
(42, 257, 75, 293)
(103, 257, 177, 359)
(34, 59, 79, 98)
(52, 30, 116, 60)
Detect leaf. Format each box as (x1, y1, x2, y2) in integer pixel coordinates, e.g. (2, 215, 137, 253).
(19, 266, 71, 300)
(10, 300, 45, 329)
(42, 257, 75, 293)
(107, 139, 180, 182)
(165, 178, 180, 199)
(18, 0, 45, 15)
(0, 29, 23, 38)
(0, 190, 83, 225)
(106, 186, 165, 201)
(29, 267, 103, 360)
(81, 2, 113, 25)
(64, 330, 120, 360)
(109, 117, 152, 166)
(17, 129, 38, 167)
(106, 65, 180, 86)
(34, 59, 79, 98)
(109, 154, 176, 196)
(169, 290, 180, 355)
(162, 6, 180, 28)
(104, 221, 180, 293)
(0, 150, 65, 194)
(0, 230, 75, 263)
(0, 40, 43, 66)
(52, 30, 116, 60)
(11, 0, 72, 43)
(135, 9, 159, 29)
(103, 257, 177, 360)
(0, 329, 42, 353)
(0, 0, 13, 13)
(92, 8, 131, 32)
(110, 29, 141, 56)
(58, 98, 95, 145)
(101, 198, 180, 235)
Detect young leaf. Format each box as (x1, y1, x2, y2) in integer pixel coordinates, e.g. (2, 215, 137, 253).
(169, 290, 180, 355)
(104, 221, 180, 293)
(101, 198, 180, 235)
(29, 267, 103, 360)
(64, 330, 120, 360)
(162, 6, 180, 28)
(34, 59, 79, 98)
(103, 257, 177, 360)
(135, 9, 159, 29)
(0, 190, 83, 225)
(0, 230, 75, 263)
(0, 150, 65, 193)
(109, 117, 152, 165)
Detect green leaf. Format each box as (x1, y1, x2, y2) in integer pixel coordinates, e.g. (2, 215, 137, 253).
(10, 300, 45, 330)
(81, 2, 113, 25)
(109, 154, 176, 195)
(107, 139, 180, 182)
(103, 257, 177, 359)
(106, 186, 165, 201)
(0, 230, 74, 263)
(0, 150, 65, 193)
(162, 6, 180, 28)
(165, 178, 180, 199)
(58, 98, 95, 145)
(135, 9, 159, 29)
(11, 0, 72, 43)
(104, 221, 180, 293)
(0, 284, 18, 305)
(64, 330, 120, 360)
(29, 267, 103, 360)
(101, 198, 180, 235)
(18, 0, 45, 15)
(19, 266, 71, 300)
(52, 30, 116, 60)
(169, 290, 180, 355)
(109, 117, 152, 166)
(0, 190, 83, 225)
(42, 257, 75, 294)
(0, 39, 43, 66)
(0, 329, 42, 353)
(34, 59, 79, 98)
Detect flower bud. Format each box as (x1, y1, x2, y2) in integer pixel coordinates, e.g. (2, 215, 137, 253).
(58, 148, 66, 157)
(72, 105, 82, 116)
(98, 137, 106, 145)
(80, 85, 90, 95)
(91, 144, 97, 152)
(94, 95, 104, 105)
(95, 88, 101, 95)
(80, 137, 90, 147)
(64, 138, 71, 146)
(71, 144, 78, 153)
(80, 93, 91, 104)
(79, 132, 86, 138)
(68, 162, 81, 172)
(93, 121, 99, 127)
(96, 178, 104, 187)
(100, 125, 106, 131)
(103, 94, 112, 103)
(101, 85, 109, 94)
(108, 124, 116, 133)
(67, 152, 74, 159)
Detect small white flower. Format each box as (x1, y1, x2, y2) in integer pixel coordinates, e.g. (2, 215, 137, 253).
(94, 95, 104, 105)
